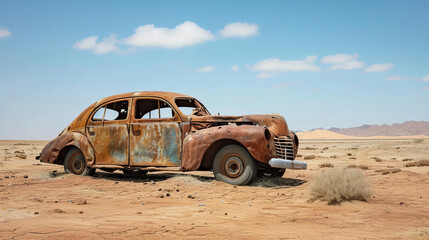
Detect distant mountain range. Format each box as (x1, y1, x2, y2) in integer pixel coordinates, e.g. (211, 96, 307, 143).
(309, 121, 429, 137)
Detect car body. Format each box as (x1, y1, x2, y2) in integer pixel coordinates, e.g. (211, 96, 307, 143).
(37, 91, 306, 185)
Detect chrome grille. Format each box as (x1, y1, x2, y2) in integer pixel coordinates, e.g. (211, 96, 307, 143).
(274, 136, 294, 160)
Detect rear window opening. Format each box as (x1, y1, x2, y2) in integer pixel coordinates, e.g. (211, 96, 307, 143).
(175, 98, 210, 116)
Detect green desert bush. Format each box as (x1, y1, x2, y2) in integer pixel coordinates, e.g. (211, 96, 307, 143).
(309, 167, 372, 205)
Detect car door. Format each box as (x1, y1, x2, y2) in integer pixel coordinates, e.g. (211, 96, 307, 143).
(129, 97, 182, 166)
(86, 99, 131, 165)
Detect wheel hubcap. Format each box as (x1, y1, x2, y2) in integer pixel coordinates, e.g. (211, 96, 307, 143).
(71, 156, 85, 174)
(224, 156, 244, 178)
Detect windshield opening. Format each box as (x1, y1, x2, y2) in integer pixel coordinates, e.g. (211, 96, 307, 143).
(175, 98, 210, 116)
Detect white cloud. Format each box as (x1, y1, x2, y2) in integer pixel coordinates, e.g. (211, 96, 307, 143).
(422, 74, 429, 82)
(0, 27, 11, 38)
(195, 65, 214, 73)
(252, 55, 320, 78)
(231, 65, 239, 71)
(124, 21, 214, 48)
(73, 34, 118, 54)
(364, 63, 394, 72)
(321, 53, 364, 71)
(385, 75, 407, 81)
(219, 22, 259, 38)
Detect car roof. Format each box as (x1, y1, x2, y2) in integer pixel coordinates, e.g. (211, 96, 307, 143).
(96, 91, 194, 106)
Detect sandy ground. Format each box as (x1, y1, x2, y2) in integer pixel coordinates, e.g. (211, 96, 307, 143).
(0, 139, 428, 239)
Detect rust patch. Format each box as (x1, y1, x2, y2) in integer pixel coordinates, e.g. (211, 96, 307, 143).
(130, 123, 182, 166)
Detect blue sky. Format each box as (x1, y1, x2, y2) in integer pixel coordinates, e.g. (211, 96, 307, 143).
(0, 0, 428, 140)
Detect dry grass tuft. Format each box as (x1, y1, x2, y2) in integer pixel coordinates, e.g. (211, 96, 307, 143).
(304, 155, 316, 160)
(302, 147, 317, 150)
(309, 167, 372, 205)
(414, 139, 424, 144)
(404, 160, 429, 167)
(347, 164, 368, 170)
(402, 158, 414, 162)
(319, 163, 334, 168)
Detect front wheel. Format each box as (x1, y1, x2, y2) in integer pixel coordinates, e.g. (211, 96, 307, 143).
(213, 145, 258, 186)
(64, 148, 95, 176)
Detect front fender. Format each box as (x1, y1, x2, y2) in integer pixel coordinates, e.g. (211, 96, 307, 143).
(181, 125, 274, 171)
(39, 132, 95, 167)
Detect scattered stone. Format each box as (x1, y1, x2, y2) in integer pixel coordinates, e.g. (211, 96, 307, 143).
(5, 176, 9, 179)
(188, 195, 193, 199)
(53, 208, 65, 213)
(402, 158, 413, 162)
(347, 153, 352, 156)
(77, 200, 87, 205)
(176, 189, 179, 192)
(296, 154, 302, 158)
(15, 151, 27, 159)
(158, 188, 162, 191)
(24, 175, 28, 179)
(66, 200, 74, 203)
(349, 157, 356, 160)
(375, 168, 401, 175)
(399, 201, 405, 205)
(323, 147, 329, 150)
(141, 203, 145, 205)
(330, 155, 339, 158)
(304, 155, 316, 160)
(115, 182, 119, 184)
(166, 193, 170, 197)
(137, 211, 142, 214)
(156, 193, 164, 198)
(34, 212, 39, 215)
(79, 211, 84, 214)
(302, 147, 317, 150)
(225, 212, 228, 215)
(198, 204, 205, 206)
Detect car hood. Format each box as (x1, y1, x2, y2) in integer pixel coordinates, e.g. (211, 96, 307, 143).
(190, 114, 290, 137)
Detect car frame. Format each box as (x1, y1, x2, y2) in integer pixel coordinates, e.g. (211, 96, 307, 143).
(37, 91, 306, 185)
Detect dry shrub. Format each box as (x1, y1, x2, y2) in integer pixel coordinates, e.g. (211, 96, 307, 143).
(375, 168, 401, 175)
(304, 155, 316, 160)
(402, 158, 414, 162)
(414, 139, 424, 144)
(296, 154, 302, 158)
(404, 160, 429, 167)
(309, 167, 372, 205)
(330, 155, 339, 159)
(319, 163, 334, 168)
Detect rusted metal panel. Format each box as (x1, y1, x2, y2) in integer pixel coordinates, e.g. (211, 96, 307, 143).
(190, 114, 290, 137)
(129, 122, 182, 166)
(86, 124, 129, 165)
(181, 125, 276, 171)
(39, 132, 95, 166)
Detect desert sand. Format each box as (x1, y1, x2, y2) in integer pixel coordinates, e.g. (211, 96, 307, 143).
(1, 138, 428, 239)
(297, 129, 429, 140)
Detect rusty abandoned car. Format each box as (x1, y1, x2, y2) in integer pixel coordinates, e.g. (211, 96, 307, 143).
(37, 91, 306, 185)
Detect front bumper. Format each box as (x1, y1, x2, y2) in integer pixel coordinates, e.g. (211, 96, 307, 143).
(268, 158, 307, 170)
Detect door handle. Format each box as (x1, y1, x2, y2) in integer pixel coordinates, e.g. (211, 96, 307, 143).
(87, 127, 95, 136)
(131, 125, 141, 136)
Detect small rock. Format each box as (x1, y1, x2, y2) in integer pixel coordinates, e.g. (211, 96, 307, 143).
(5, 176, 9, 179)
(137, 211, 142, 214)
(158, 188, 162, 191)
(79, 211, 84, 214)
(166, 193, 170, 197)
(34, 212, 39, 215)
(225, 212, 228, 216)
(141, 203, 145, 205)
(188, 195, 193, 199)
(176, 189, 179, 192)
(53, 208, 65, 213)
(399, 201, 405, 205)
(156, 193, 164, 198)
(115, 182, 119, 184)
(77, 200, 87, 205)
(198, 204, 205, 206)
(23, 175, 28, 179)
(66, 200, 74, 203)
(347, 153, 352, 156)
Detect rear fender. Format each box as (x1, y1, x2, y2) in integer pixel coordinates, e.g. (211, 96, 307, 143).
(40, 132, 95, 167)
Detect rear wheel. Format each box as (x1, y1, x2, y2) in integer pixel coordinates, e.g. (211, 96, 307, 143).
(213, 145, 258, 186)
(64, 148, 95, 176)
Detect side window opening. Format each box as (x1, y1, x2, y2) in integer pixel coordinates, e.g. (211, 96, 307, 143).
(92, 100, 129, 122)
(175, 98, 209, 116)
(135, 99, 175, 119)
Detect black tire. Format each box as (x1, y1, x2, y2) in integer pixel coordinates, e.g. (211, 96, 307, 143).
(260, 168, 286, 178)
(122, 169, 148, 177)
(213, 145, 258, 186)
(64, 148, 95, 176)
